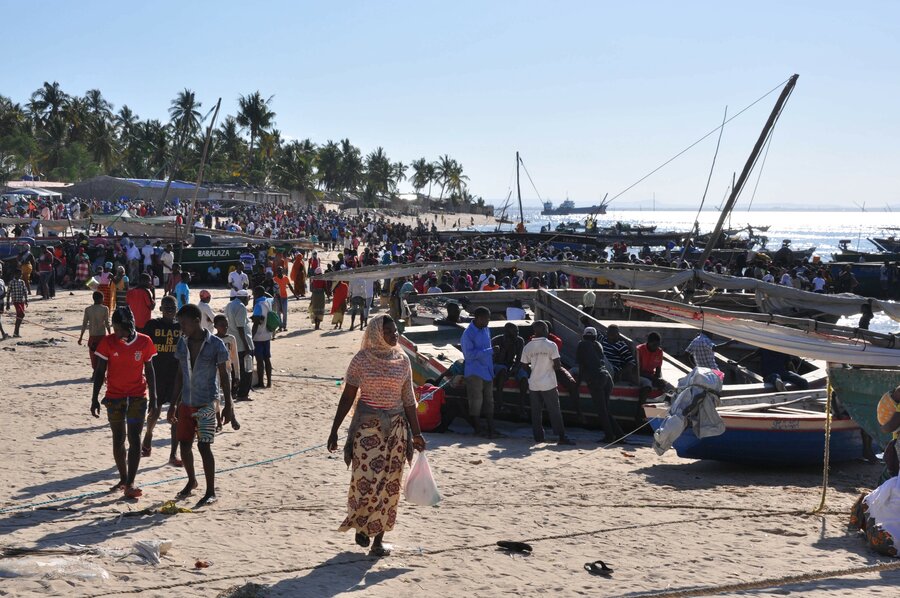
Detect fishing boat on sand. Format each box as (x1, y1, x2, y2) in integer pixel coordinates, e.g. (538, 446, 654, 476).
(643, 389, 863, 465)
(623, 295, 900, 458)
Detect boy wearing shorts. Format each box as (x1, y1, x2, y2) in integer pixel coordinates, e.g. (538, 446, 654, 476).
(91, 307, 158, 499)
(5, 269, 28, 338)
(168, 304, 233, 506)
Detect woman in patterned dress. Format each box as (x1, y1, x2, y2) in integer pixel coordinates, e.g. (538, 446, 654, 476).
(328, 314, 426, 556)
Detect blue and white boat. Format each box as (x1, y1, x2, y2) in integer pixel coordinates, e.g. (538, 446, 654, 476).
(643, 391, 863, 466)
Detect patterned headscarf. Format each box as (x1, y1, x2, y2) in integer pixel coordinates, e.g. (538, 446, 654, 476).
(360, 314, 401, 358)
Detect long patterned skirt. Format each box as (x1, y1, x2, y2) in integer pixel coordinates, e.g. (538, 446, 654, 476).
(310, 288, 325, 322)
(338, 413, 408, 538)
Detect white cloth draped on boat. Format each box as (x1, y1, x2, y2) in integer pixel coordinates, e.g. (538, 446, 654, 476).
(653, 368, 725, 456)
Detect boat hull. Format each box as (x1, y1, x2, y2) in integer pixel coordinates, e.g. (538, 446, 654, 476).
(644, 404, 862, 466)
(541, 205, 606, 215)
(402, 335, 658, 430)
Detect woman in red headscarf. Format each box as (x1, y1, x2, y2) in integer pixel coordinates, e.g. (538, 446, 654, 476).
(330, 280, 349, 330)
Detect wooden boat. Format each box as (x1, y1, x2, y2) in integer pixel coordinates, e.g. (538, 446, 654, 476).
(643, 391, 863, 465)
(399, 289, 825, 430)
(871, 237, 900, 253)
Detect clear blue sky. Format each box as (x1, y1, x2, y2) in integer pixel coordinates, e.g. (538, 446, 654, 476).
(5, 0, 899, 210)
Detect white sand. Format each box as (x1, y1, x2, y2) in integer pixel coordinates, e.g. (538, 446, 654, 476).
(1, 244, 899, 597)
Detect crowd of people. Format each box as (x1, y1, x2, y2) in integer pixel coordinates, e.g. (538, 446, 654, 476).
(6, 193, 900, 558)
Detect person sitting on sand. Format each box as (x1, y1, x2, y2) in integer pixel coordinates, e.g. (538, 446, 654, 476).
(91, 306, 158, 499)
(168, 303, 233, 506)
(328, 315, 426, 557)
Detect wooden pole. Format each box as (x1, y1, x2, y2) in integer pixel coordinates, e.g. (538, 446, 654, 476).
(516, 151, 524, 232)
(698, 74, 798, 267)
(186, 98, 222, 241)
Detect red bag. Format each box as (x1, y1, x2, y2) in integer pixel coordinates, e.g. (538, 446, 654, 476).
(415, 384, 445, 432)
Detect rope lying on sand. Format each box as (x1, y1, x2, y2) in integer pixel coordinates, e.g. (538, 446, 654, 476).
(83, 507, 889, 597)
(628, 560, 900, 598)
(0, 441, 332, 514)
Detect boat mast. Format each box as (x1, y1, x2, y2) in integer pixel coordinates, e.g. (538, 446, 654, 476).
(186, 97, 222, 240)
(516, 151, 525, 233)
(698, 74, 798, 267)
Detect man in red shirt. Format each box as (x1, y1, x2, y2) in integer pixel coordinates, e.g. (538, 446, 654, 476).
(126, 273, 156, 331)
(91, 307, 158, 499)
(636, 331, 666, 403)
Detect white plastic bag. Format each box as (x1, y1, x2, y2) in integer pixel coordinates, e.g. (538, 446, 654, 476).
(404, 451, 442, 506)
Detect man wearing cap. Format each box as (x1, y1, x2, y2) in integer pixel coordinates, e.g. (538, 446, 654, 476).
(577, 327, 625, 443)
(198, 290, 216, 333)
(225, 289, 254, 400)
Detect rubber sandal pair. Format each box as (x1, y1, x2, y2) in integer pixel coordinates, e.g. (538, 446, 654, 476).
(584, 560, 613, 577)
(497, 541, 532, 554)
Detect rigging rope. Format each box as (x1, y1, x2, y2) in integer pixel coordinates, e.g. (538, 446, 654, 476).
(746, 123, 777, 211)
(517, 156, 544, 203)
(607, 76, 792, 205)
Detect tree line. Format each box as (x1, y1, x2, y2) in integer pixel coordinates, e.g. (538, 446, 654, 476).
(0, 82, 484, 208)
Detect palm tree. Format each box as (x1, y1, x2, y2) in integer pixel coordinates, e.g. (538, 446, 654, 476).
(433, 154, 455, 203)
(446, 160, 469, 199)
(275, 139, 317, 193)
(211, 116, 245, 182)
(364, 147, 394, 205)
(0, 96, 29, 137)
(29, 81, 68, 125)
(338, 138, 363, 193)
(85, 89, 114, 124)
(410, 157, 429, 196)
(157, 89, 203, 208)
(61, 96, 90, 144)
(391, 161, 407, 194)
(87, 117, 118, 171)
(236, 91, 275, 182)
(316, 140, 341, 191)
(169, 89, 202, 141)
(115, 105, 138, 140)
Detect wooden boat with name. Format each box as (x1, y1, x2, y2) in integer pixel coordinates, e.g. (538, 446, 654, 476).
(643, 391, 863, 465)
(398, 289, 826, 431)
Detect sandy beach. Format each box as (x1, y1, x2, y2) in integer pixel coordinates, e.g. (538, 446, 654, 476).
(2, 263, 899, 597)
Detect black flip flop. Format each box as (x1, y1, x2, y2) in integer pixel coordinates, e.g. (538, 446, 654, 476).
(584, 560, 613, 577)
(497, 541, 532, 554)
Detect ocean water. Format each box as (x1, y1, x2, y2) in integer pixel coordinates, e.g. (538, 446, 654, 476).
(493, 209, 900, 258)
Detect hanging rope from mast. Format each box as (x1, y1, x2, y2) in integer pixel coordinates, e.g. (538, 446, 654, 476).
(517, 155, 545, 203)
(606, 76, 793, 205)
(746, 125, 777, 212)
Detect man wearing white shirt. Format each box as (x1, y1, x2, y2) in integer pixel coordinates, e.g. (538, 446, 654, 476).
(160, 246, 175, 288)
(228, 262, 250, 292)
(521, 321, 576, 446)
(812, 272, 827, 293)
(141, 241, 154, 274)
